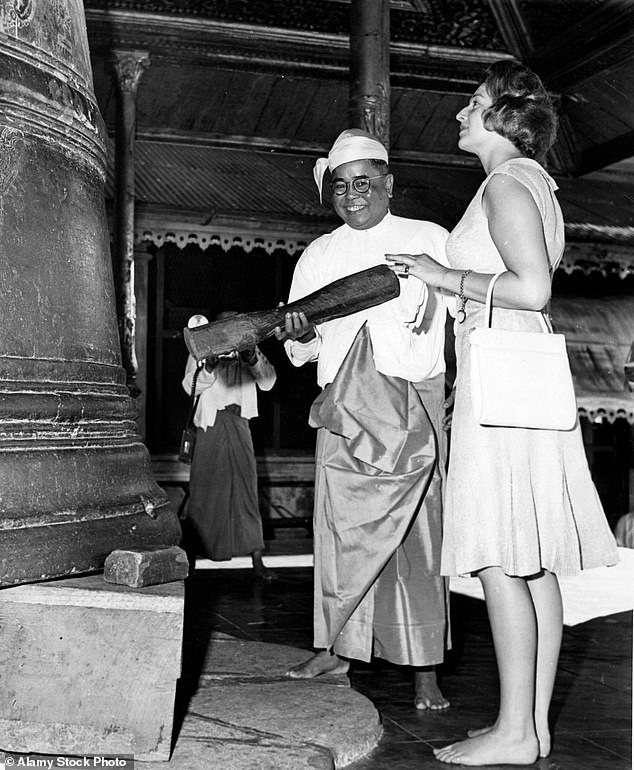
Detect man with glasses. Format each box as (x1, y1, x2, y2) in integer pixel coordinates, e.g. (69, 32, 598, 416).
(279, 129, 451, 710)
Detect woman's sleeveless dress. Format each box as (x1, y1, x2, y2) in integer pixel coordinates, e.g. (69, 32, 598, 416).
(442, 157, 618, 578)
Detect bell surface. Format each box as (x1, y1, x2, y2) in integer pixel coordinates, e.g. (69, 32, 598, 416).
(0, 0, 181, 585)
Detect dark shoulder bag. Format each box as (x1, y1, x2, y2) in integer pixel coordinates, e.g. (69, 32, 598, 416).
(179, 362, 204, 463)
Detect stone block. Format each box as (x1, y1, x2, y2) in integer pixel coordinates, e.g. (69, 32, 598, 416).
(0, 573, 184, 761)
(103, 544, 189, 587)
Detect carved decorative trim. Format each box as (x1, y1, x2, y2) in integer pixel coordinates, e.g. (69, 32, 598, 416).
(560, 238, 634, 279)
(0, 126, 26, 197)
(134, 221, 633, 277)
(111, 49, 150, 93)
(0, 0, 35, 35)
(85, 10, 508, 90)
(84, 0, 504, 49)
(136, 228, 312, 256)
(577, 399, 634, 426)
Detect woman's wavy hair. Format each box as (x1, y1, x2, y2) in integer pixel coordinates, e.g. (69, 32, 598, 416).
(482, 61, 558, 163)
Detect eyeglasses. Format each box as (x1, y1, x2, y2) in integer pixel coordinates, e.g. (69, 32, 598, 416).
(330, 174, 388, 196)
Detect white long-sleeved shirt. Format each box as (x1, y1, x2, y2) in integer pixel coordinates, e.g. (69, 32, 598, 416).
(182, 348, 276, 429)
(284, 212, 449, 387)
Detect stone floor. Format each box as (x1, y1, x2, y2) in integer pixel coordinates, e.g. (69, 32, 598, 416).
(168, 526, 632, 770)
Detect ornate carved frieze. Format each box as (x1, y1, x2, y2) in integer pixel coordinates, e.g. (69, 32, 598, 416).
(83, 0, 504, 49)
(0, 126, 26, 198)
(0, 0, 35, 35)
(561, 232, 634, 279)
(1, 0, 79, 67)
(577, 399, 634, 426)
(136, 227, 311, 256)
(134, 220, 633, 278)
(111, 49, 150, 93)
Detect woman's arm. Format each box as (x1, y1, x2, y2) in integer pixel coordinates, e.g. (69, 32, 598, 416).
(386, 173, 553, 311)
(479, 173, 552, 310)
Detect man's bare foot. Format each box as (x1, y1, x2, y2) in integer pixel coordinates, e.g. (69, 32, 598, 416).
(286, 650, 350, 679)
(251, 551, 277, 582)
(253, 563, 277, 581)
(433, 728, 539, 766)
(467, 723, 550, 758)
(414, 668, 450, 710)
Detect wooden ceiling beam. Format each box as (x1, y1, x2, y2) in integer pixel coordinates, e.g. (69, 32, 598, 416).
(531, 0, 634, 89)
(484, 0, 533, 62)
(575, 129, 634, 177)
(86, 8, 507, 92)
(133, 128, 481, 168)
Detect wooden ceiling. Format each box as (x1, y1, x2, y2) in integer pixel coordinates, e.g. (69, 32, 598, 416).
(80, 1, 633, 422)
(83, 0, 634, 239)
(85, 0, 634, 176)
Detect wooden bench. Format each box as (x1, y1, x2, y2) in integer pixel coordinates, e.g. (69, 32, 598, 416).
(151, 451, 315, 531)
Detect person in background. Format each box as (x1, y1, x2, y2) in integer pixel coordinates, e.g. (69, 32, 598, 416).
(278, 128, 451, 710)
(386, 60, 618, 765)
(182, 312, 277, 581)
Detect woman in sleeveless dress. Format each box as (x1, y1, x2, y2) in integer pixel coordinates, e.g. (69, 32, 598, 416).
(387, 61, 618, 766)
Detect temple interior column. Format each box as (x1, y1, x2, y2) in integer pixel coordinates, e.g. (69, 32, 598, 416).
(110, 49, 150, 397)
(349, 0, 391, 147)
(134, 243, 153, 440)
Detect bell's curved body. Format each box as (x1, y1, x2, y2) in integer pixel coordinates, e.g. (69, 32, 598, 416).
(0, 0, 180, 585)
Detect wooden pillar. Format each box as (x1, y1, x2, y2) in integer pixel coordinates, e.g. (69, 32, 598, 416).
(349, 0, 391, 148)
(134, 243, 153, 440)
(110, 49, 150, 397)
(626, 345, 633, 511)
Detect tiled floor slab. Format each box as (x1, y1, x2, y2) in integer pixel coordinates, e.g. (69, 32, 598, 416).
(179, 556, 632, 769)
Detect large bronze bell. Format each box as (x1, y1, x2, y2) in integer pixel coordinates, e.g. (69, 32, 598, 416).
(0, 0, 181, 585)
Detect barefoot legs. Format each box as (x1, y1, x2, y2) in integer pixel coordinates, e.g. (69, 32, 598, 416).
(526, 569, 562, 758)
(463, 570, 562, 760)
(434, 567, 541, 766)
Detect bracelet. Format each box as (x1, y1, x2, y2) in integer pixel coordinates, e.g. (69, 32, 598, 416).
(457, 269, 472, 324)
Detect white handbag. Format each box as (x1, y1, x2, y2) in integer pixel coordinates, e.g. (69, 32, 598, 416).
(469, 272, 578, 430)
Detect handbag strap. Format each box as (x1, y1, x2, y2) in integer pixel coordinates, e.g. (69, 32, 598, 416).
(484, 271, 551, 333)
(185, 361, 204, 428)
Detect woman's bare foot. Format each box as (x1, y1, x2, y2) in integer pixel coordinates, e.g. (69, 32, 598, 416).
(286, 650, 350, 679)
(534, 714, 551, 758)
(466, 725, 491, 738)
(414, 668, 450, 710)
(433, 728, 539, 766)
(467, 723, 550, 758)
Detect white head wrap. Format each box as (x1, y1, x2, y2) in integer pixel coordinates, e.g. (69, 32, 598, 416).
(313, 128, 389, 203)
(187, 314, 209, 329)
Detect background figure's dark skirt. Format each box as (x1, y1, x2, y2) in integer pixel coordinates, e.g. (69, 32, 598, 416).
(186, 410, 264, 561)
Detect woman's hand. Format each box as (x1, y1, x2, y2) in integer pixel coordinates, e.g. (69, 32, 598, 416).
(385, 253, 449, 289)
